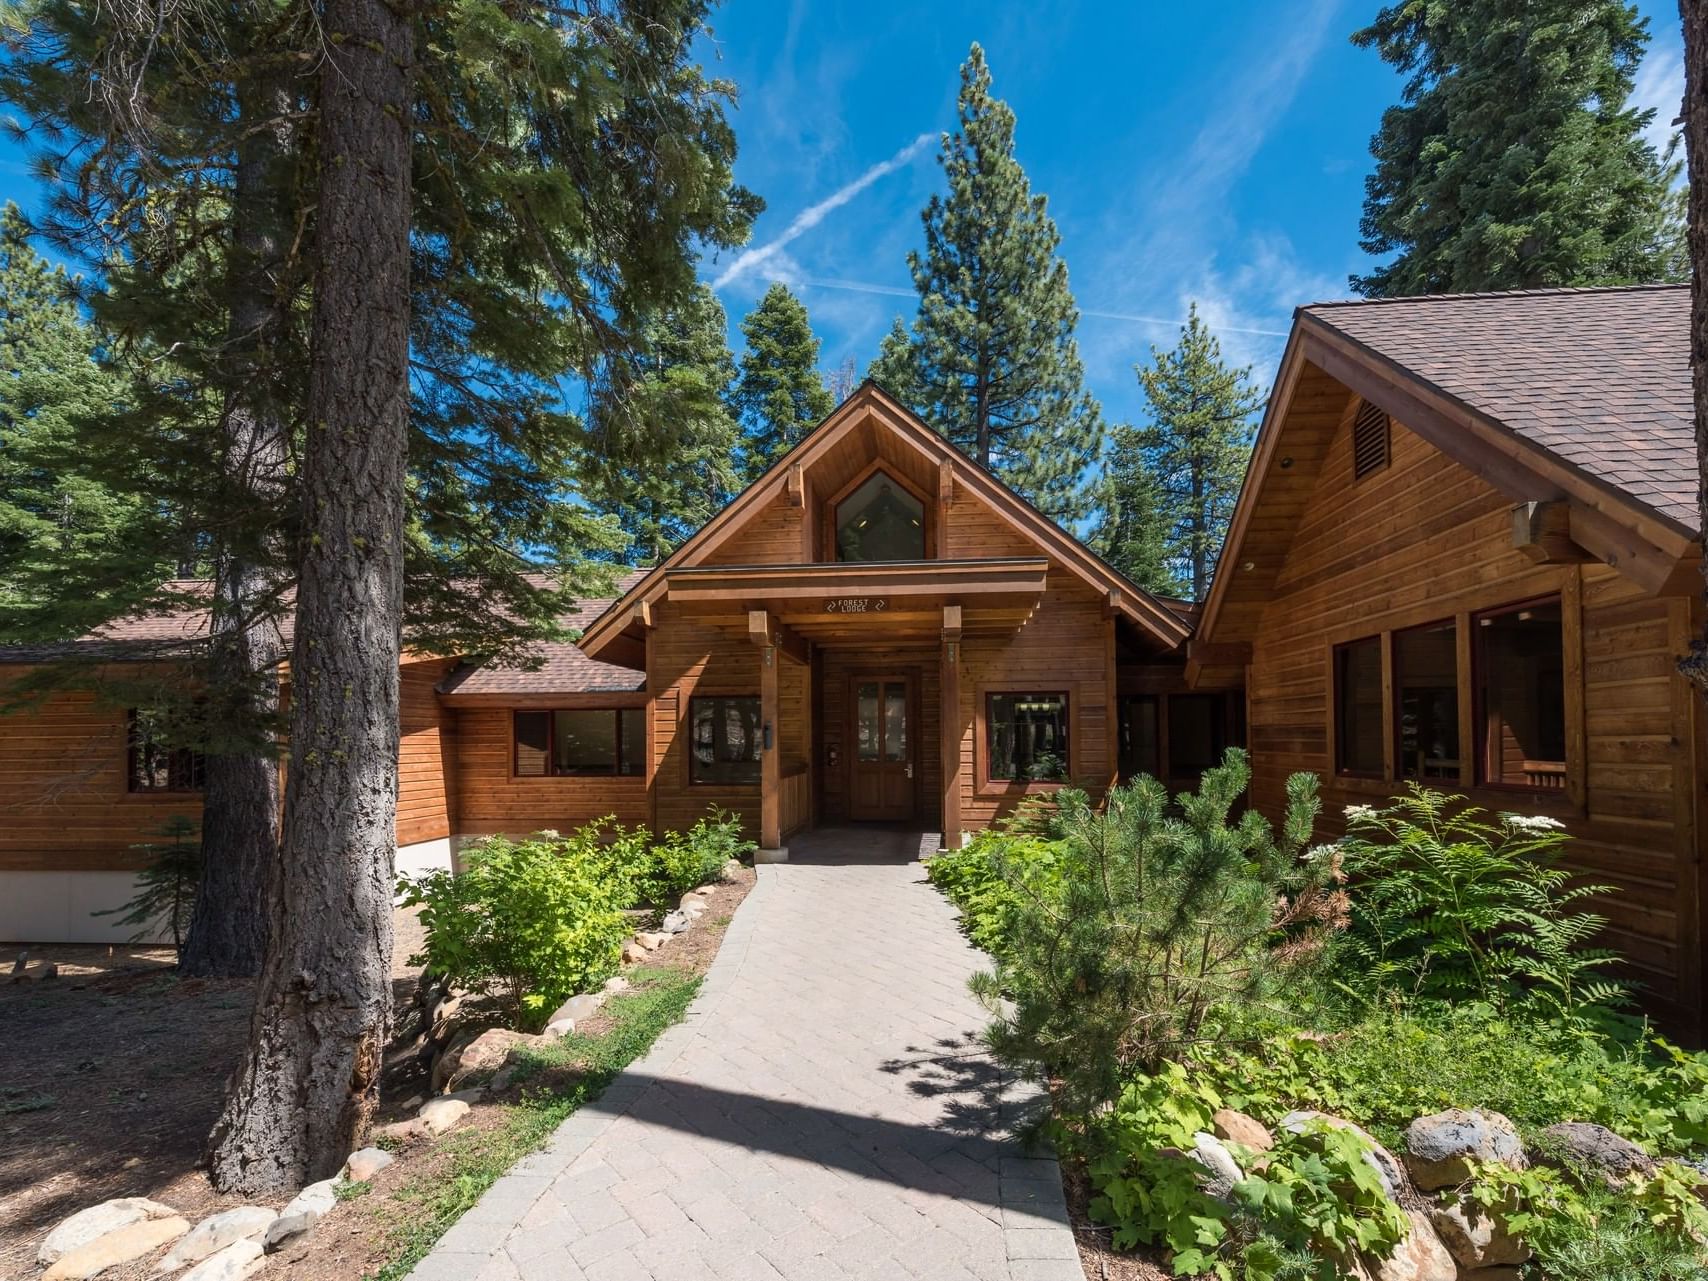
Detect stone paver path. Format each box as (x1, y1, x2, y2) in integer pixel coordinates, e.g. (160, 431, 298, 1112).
(408, 829, 1079, 1281)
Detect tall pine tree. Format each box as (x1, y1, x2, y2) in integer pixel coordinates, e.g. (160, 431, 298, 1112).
(731, 282, 833, 479)
(1354, 0, 1685, 295)
(1093, 425, 1183, 598)
(880, 44, 1103, 525)
(1133, 306, 1261, 601)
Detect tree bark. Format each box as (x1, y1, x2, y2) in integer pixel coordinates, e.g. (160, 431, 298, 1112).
(207, 0, 414, 1194)
(180, 72, 295, 979)
(1683, 2, 1708, 695)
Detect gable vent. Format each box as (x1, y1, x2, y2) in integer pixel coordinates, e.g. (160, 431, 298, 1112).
(1352, 399, 1390, 480)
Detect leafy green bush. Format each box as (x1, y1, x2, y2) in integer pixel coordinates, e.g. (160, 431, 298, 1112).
(638, 810, 752, 906)
(925, 825, 1068, 957)
(401, 825, 639, 1029)
(94, 816, 201, 952)
(1337, 787, 1625, 1019)
(968, 750, 1347, 1115)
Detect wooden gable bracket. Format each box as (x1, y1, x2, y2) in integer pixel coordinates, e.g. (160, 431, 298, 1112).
(629, 598, 654, 630)
(941, 604, 963, 644)
(1560, 503, 1700, 597)
(1511, 501, 1591, 566)
(936, 457, 955, 549)
(1103, 588, 1122, 620)
(785, 461, 805, 508)
(746, 609, 809, 665)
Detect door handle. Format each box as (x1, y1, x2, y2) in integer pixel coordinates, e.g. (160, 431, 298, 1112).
(905, 762, 913, 779)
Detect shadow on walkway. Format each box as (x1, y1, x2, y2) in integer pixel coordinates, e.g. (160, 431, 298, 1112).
(783, 826, 943, 866)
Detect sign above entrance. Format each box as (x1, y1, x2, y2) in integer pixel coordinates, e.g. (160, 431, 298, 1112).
(824, 597, 889, 614)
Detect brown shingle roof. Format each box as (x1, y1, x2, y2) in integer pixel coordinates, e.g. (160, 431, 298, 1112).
(1302, 284, 1697, 533)
(435, 570, 648, 696)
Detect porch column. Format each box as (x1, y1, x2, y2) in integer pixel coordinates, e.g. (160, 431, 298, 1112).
(940, 605, 963, 851)
(750, 609, 787, 862)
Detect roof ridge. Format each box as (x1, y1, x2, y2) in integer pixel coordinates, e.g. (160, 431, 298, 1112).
(1302, 282, 1687, 310)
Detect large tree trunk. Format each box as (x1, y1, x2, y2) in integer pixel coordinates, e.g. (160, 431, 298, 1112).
(1684, 3, 1708, 695)
(207, 0, 414, 1194)
(180, 73, 295, 979)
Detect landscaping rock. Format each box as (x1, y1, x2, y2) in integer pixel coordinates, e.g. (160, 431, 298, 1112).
(178, 1238, 264, 1281)
(342, 1146, 394, 1183)
(721, 858, 742, 879)
(547, 993, 603, 1025)
(678, 892, 708, 912)
(1281, 1111, 1413, 1205)
(1428, 1195, 1531, 1269)
(1535, 1122, 1656, 1186)
(1188, 1131, 1244, 1199)
(602, 976, 630, 994)
(153, 1207, 278, 1274)
(375, 1117, 430, 1144)
(261, 1213, 315, 1255)
(281, 1178, 339, 1223)
(42, 1216, 190, 1281)
(1355, 1210, 1455, 1281)
(489, 1065, 518, 1093)
(1404, 1110, 1525, 1191)
(432, 1026, 537, 1093)
(544, 1018, 575, 1037)
(635, 931, 671, 951)
(621, 939, 649, 964)
(418, 1097, 470, 1135)
(39, 1198, 182, 1265)
(1212, 1108, 1275, 1153)
(659, 910, 692, 934)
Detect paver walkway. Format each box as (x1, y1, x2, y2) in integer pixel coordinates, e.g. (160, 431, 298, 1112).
(408, 828, 1080, 1281)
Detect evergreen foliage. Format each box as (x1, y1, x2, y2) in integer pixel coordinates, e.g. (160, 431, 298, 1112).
(877, 45, 1103, 525)
(866, 316, 922, 406)
(1131, 307, 1261, 600)
(730, 282, 833, 479)
(1093, 422, 1185, 597)
(1353, 0, 1685, 296)
(93, 816, 202, 953)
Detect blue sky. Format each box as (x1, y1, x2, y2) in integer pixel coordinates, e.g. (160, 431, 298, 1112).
(696, 0, 1687, 427)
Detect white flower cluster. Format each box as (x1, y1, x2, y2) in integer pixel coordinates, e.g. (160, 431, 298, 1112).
(1302, 842, 1341, 863)
(1344, 804, 1375, 820)
(1503, 813, 1565, 833)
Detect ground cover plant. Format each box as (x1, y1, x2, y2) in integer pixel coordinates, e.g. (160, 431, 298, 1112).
(929, 757, 1708, 1280)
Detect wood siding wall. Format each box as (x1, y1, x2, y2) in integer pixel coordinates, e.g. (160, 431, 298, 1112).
(1244, 415, 1703, 1030)
(648, 606, 764, 837)
(398, 658, 457, 846)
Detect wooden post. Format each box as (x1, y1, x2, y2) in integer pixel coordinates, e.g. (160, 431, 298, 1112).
(941, 605, 963, 850)
(760, 641, 781, 853)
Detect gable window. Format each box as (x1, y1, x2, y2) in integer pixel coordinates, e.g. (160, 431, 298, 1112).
(1395, 620, 1459, 781)
(128, 710, 204, 793)
(1334, 636, 1383, 777)
(1352, 399, 1390, 479)
(689, 695, 762, 785)
(835, 471, 925, 562)
(1476, 599, 1566, 790)
(513, 708, 643, 777)
(987, 692, 1069, 782)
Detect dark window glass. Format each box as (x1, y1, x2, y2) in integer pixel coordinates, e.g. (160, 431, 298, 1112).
(1477, 600, 1566, 790)
(836, 472, 925, 562)
(1168, 694, 1226, 777)
(514, 710, 551, 776)
(1335, 637, 1384, 776)
(555, 710, 619, 775)
(127, 710, 204, 793)
(1395, 621, 1459, 781)
(690, 696, 762, 785)
(513, 708, 643, 777)
(1119, 696, 1160, 781)
(987, 692, 1069, 782)
(618, 707, 644, 777)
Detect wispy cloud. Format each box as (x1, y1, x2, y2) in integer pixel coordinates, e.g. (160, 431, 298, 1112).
(712, 132, 936, 288)
(1631, 39, 1684, 157)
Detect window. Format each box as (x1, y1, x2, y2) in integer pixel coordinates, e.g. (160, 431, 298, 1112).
(1118, 695, 1160, 781)
(1352, 399, 1390, 479)
(513, 708, 643, 777)
(1394, 621, 1459, 780)
(689, 695, 762, 785)
(987, 692, 1069, 782)
(1476, 599, 1566, 790)
(1169, 694, 1227, 777)
(835, 471, 925, 562)
(127, 710, 204, 793)
(1334, 637, 1383, 776)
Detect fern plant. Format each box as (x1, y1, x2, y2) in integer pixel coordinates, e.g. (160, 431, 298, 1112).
(1337, 787, 1625, 1019)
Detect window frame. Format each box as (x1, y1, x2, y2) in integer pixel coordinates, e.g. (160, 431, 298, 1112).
(1472, 594, 1568, 794)
(126, 709, 205, 795)
(820, 461, 935, 564)
(979, 688, 1073, 789)
(1331, 634, 1386, 780)
(510, 707, 645, 779)
(686, 693, 764, 788)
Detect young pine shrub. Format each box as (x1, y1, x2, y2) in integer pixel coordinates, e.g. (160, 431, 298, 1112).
(971, 748, 1347, 1119)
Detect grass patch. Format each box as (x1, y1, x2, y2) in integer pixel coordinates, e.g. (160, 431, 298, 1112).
(0, 1087, 57, 1116)
(371, 966, 699, 1281)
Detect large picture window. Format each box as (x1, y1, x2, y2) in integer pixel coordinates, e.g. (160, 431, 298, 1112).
(986, 692, 1069, 782)
(127, 710, 204, 793)
(1394, 620, 1459, 781)
(1334, 636, 1383, 777)
(835, 471, 925, 562)
(513, 708, 643, 777)
(1476, 599, 1566, 790)
(689, 695, 762, 786)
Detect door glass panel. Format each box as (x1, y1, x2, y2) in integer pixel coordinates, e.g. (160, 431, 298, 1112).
(883, 685, 907, 761)
(856, 683, 880, 761)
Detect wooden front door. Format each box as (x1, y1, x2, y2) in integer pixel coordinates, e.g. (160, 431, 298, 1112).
(849, 675, 914, 821)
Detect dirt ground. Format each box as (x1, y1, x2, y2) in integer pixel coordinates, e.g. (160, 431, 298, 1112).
(0, 867, 755, 1281)
(1062, 1162, 1172, 1281)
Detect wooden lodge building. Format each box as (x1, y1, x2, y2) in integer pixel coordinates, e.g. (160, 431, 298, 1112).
(5, 287, 1708, 1038)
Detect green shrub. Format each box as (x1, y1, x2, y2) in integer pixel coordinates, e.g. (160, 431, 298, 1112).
(401, 825, 639, 1029)
(94, 815, 201, 952)
(925, 825, 1067, 958)
(1337, 787, 1625, 1020)
(968, 750, 1347, 1116)
(638, 810, 752, 906)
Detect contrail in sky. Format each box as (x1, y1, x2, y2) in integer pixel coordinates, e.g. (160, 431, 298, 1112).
(711, 132, 937, 289)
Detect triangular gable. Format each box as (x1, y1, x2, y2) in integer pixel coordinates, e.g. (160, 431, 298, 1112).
(578, 382, 1190, 660)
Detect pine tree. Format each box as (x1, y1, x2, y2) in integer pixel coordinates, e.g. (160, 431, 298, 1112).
(867, 316, 921, 405)
(588, 285, 741, 563)
(1135, 307, 1262, 601)
(731, 283, 833, 479)
(1353, 0, 1685, 296)
(881, 44, 1103, 525)
(1094, 425, 1183, 597)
